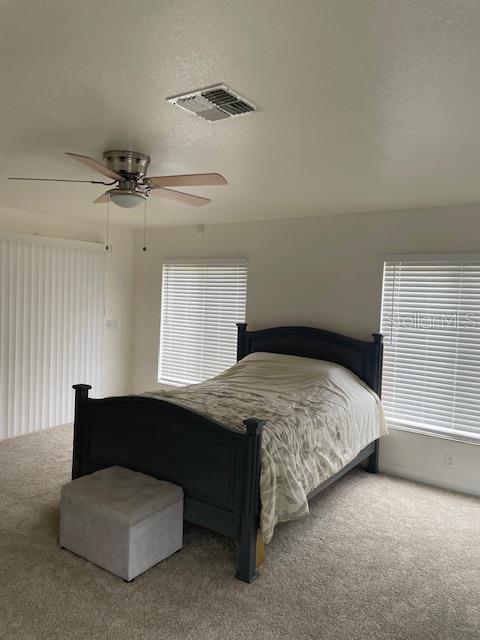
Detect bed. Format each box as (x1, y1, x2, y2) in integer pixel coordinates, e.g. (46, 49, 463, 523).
(72, 324, 384, 582)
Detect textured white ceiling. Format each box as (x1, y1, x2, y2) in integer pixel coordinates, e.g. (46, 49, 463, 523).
(0, 0, 480, 227)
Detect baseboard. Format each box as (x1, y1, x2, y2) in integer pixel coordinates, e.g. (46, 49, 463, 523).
(0, 422, 72, 443)
(379, 463, 480, 498)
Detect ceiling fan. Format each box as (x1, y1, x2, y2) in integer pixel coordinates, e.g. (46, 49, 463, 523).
(7, 150, 227, 208)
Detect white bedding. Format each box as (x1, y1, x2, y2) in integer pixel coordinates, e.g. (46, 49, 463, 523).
(145, 352, 387, 542)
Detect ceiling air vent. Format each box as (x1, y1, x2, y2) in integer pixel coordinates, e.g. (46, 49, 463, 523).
(167, 84, 258, 121)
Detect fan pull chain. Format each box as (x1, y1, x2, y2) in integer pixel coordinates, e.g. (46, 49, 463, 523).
(105, 196, 112, 253)
(142, 198, 148, 253)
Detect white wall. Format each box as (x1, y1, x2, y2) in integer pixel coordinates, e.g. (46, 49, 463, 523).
(0, 206, 134, 397)
(380, 428, 480, 497)
(131, 203, 480, 497)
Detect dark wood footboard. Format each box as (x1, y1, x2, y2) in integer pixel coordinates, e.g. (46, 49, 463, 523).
(72, 384, 264, 582)
(72, 324, 383, 582)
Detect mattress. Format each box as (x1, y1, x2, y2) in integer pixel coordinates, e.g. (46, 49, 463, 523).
(145, 352, 387, 542)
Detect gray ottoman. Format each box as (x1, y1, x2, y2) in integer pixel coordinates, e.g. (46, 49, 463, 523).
(60, 466, 183, 582)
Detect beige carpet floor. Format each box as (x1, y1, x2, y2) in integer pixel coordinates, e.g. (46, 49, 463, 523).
(0, 426, 479, 640)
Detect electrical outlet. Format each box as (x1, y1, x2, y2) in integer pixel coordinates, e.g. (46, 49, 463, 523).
(443, 452, 456, 469)
(105, 318, 118, 330)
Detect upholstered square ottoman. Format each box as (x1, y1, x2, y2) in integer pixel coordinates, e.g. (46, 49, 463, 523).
(60, 466, 183, 582)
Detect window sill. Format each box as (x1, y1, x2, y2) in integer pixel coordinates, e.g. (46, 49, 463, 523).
(157, 379, 187, 388)
(386, 421, 480, 447)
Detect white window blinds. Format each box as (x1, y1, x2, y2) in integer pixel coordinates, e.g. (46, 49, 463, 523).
(158, 259, 247, 385)
(0, 233, 105, 439)
(381, 256, 480, 442)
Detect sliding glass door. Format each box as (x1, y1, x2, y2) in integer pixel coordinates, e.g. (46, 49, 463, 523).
(0, 233, 105, 439)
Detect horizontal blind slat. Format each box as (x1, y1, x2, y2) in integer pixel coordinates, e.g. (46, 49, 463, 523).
(158, 261, 247, 385)
(381, 258, 480, 438)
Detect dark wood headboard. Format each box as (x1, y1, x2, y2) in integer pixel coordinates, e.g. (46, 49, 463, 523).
(236, 324, 383, 396)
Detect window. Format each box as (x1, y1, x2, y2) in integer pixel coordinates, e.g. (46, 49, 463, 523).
(158, 259, 247, 385)
(380, 255, 480, 443)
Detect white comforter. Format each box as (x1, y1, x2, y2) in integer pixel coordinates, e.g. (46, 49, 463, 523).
(146, 352, 387, 542)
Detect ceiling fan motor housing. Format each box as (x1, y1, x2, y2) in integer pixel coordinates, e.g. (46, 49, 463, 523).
(103, 150, 151, 180)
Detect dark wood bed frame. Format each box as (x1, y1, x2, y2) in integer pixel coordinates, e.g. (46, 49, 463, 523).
(72, 324, 383, 583)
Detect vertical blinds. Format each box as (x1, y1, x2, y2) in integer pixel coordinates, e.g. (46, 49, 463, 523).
(0, 234, 105, 439)
(381, 256, 480, 441)
(158, 259, 247, 385)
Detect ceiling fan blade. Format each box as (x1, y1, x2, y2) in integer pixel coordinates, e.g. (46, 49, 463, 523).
(93, 192, 110, 204)
(148, 173, 227, 187)
(7, 177, 107, 183)
(65, 152, 122, 181)
(151, 187, 211, 207)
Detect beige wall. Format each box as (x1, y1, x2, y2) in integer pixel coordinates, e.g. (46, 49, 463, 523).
(0, 206, 134, 397)
(131, 203, 480, 496)
(3, 201, 477, 495)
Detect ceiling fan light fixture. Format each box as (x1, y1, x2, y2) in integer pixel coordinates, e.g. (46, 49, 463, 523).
(108, 189, 147, 209)
(8, 150, 227, 209)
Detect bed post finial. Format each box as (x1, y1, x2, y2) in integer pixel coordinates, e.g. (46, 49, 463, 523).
(243, 417, 264, 435)
(72, 384, 91, 411)
(72, 383, 92, 393)
(72, 384, 91, 412)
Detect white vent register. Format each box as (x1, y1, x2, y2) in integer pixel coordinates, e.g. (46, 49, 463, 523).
(167, 84, 257, 121)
